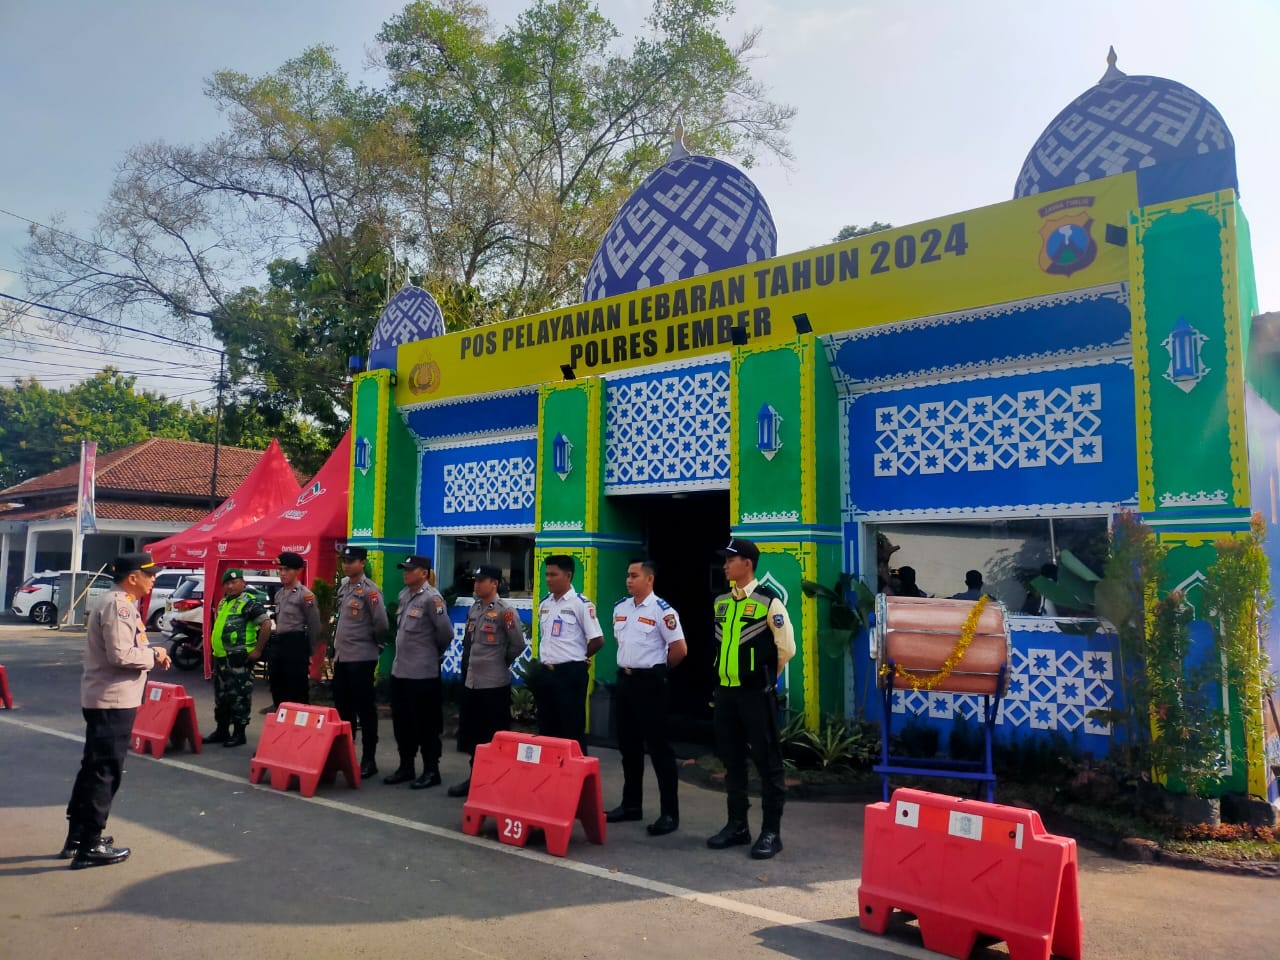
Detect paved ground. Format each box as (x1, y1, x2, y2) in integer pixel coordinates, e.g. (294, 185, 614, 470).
(0, 620, 1275, 959)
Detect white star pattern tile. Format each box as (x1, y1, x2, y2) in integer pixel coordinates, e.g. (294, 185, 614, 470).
(605, 364, 731, 491)
(872, 382, 1103, 477)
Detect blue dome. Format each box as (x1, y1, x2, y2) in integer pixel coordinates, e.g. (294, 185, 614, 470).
(1015, 51, 1235, 203)
(583, 153, 777, 302)
(371, 284, 445, 350)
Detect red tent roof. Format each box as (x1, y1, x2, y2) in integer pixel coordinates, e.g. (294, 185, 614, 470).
(148, 440, 302, 566)
(214, 431, 351, 570)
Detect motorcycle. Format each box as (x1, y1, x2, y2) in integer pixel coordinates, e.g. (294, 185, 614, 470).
(167, 620, 204, 671)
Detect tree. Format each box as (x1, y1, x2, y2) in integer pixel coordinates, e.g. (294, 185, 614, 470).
(833, 222, 893, 242)
(377, 0, 794, 319)
(0, 370, 267, 489)
(22, 1, 793, 437)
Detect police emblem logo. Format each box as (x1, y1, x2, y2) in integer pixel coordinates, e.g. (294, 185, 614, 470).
(771, 614, 785, 628)
(1037, 197, 1097, 277)
(408, 354, 442, 395)
(663, 613, 677, 630)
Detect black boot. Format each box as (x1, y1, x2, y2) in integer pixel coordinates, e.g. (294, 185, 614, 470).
(222, 725, 247, 748)
(360, 755, 378, 779)
(202, 726, 229, 745)
(59, 832, 113, 860)
(446, 777, 471, 798)
(70, 837, 131, 870)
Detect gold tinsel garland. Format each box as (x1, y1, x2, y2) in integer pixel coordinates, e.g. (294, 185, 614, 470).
(879, 595, 991, 692)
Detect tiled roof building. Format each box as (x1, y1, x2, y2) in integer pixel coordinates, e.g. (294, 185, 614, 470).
(0, 438, 278, 609)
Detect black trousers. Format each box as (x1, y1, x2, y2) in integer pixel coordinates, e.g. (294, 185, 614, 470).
(457, 684, 511, 756)
(333, 660, 378, 759)
(714, 686, 786, 833)
(534, 660, 589, 752)
(66, 707, 136, 840)
(616, 666, 678, 818)
(267, 631, 311, 707)
(390, 676, 442, 771)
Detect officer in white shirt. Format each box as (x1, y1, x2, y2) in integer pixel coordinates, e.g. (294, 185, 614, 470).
(535, 554, 604, 752)
(606, 559, 687, 836)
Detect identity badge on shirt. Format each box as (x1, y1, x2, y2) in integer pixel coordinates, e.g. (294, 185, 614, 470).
(551, 618, 563, 637)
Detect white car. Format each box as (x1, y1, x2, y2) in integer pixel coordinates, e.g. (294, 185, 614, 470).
(11, 570, 115, 625)
(143, 568, 200, 629)
(158, 574, 281, 639)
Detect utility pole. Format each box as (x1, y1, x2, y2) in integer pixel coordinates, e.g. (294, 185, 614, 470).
(210, 351, 225, 508)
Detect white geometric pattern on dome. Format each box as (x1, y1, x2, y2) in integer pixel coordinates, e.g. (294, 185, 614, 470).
(583, 154, 777, 302)
(1014, 49, 1234, 198)
(604, 364, 731, 492)
(371, 284, 446, 351)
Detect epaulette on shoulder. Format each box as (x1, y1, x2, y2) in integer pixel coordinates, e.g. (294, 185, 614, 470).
(578, 594, 592, 605)
(754, 582, 780, 602)
(613, 595, 630, 608)
(655, 596, 671, 610)
(539, 593, 551, 604)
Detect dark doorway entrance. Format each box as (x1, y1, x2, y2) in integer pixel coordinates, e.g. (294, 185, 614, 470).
(615, 490, 730, 744)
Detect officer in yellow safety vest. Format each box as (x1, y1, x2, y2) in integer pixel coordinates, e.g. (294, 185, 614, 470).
(203, 569, 272, 748)
(706, 538, 795, 861)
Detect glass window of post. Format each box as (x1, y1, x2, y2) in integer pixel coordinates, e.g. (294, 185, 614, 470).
(444, 534, 536, 599)
(872, 516, 1110, 615)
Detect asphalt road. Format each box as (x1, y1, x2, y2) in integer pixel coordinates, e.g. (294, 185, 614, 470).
(0, 622, 1276, 960)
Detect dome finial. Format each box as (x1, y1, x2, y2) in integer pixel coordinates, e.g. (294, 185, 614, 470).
(1100, 45, 1125, 83)
(667, 115, 690, 162)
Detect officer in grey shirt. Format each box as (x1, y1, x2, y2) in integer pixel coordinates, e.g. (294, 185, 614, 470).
(383, 554, 454, 789)
(447, 564, 527, 797)
(258, 551, 323, 708)
(333, 545, 389, 779)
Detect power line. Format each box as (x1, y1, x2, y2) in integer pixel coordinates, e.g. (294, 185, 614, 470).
(0, 356, 216, 382)
(0, 291, 224, 356)
(0, 332, 220, 372)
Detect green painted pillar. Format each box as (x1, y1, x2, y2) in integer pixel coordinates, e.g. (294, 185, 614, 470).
(350, 368, 418, 675)
(534, 379, 641, 714)
(730, 335, 843, 729)
(1130, 188, 1264, 797)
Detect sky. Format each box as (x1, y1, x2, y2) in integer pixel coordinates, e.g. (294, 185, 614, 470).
(1, 0, 1278, 404)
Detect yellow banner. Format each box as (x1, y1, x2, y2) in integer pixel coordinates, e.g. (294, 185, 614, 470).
(395, 173, 1138, 405)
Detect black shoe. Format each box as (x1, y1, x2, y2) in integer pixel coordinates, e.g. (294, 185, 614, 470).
(70, 840, 131, 870)
(202, 728, 229, 745)
(259, 705, 274, 715)
(410, 770, 442, 790)
(750, 830, 783, 860)
(605, 805, 643, 823)
(383, 768, 415, 785)
(222, 729, 247, 748)
(359, 758, 378, 779)
(706, 821, 752, 850)
(446, 778, 471, 798)
(646, 814, 679, 836)
(58, 834, 112, 860)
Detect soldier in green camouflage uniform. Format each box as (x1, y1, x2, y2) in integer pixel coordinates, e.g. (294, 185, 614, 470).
(203, 569, 272, 748)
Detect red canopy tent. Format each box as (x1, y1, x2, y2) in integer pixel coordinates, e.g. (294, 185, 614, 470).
(148, 439, 302, 567)
(200, 431, 352, 677)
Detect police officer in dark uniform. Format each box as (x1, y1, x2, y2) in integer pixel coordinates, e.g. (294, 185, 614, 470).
(706, 538, 795, 860)
(606, 559, 687, 836)
(203, 568, 272, 748)
(333, 546, 389, 779)
(257, 551, 322, 708)
(448, 564, 527, 797)
(383, 555, 454, 789)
